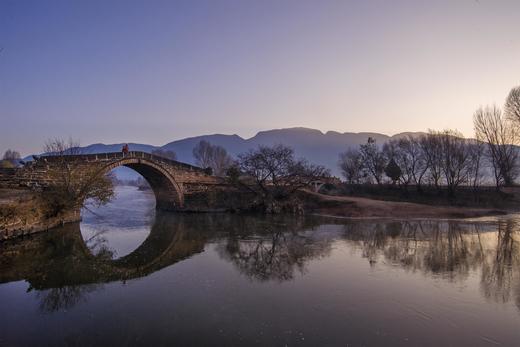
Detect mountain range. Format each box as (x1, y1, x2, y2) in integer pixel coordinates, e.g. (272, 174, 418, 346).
(34, 127, 424, 179)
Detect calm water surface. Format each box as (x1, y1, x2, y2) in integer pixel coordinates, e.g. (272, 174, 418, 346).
(2, 186, 520, 346)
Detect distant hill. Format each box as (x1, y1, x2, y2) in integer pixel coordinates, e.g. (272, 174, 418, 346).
(28, 127, 426, 179)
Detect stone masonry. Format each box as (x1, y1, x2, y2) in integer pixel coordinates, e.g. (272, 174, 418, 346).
(0, 151, 257, 240)
(0, 151, 230, 211)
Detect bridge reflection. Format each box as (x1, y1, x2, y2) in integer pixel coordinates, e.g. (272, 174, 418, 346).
(2, 215, 520, 313)
(0, 213, 209, 289)
(0, 214, 327, 289)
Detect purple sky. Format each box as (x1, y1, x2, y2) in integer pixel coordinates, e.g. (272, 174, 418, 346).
(1, 0, 519, 155)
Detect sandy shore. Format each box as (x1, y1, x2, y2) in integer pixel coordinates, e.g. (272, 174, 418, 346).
(306, 191, 509, 220)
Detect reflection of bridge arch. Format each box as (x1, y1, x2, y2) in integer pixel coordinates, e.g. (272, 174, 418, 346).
(0, 213, 209, 289)
(76, 212, 208, 282)
(102, 157, 184, 210)
(0, 213, 328, 289)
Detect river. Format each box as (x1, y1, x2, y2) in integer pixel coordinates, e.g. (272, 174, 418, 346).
(1, 186, 520, 346)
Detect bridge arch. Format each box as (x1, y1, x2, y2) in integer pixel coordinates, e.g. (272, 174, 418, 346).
(101, 157, 184, 210)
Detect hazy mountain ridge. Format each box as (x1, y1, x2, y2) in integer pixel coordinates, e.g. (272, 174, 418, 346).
(30, 128, 427, 178)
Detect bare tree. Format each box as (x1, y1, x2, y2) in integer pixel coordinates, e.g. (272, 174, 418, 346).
(151, 149, 177, 161)
(192, 140, 214, 169)
(210, 145, 233, 176)
(505, 86, 520, 125)
(403, 136, 429, 190)
(438, 130, 470, 196)
(44, 138, 82, 156)
(467, 139, 485, 191)
(2, 149, 21, 161)
(383, 136, 430, 190)
(232, 144, 329, 212)
(1, 149, 21, 168)
(192, 140, 233, 176)
(384, 158, 402, 185)
(338, 148, 363, 184)
(419, 131, 444, 190)
(474, 105, 519, 188)
(359, 137, 386, 185)
(41, 138, 114, 217)
(383, 138, 418, 187)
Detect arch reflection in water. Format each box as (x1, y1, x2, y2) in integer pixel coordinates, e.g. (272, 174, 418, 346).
(2, 215, 520, 315)
(0, 214, 331, 312)
(81, 184, 156, 259)
(0, 212, 210, 312)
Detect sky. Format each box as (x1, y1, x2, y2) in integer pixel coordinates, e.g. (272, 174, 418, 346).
(1, 0, 519, 155)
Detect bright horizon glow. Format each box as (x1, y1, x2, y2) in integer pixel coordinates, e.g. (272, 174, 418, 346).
(1, 0, 519, 155)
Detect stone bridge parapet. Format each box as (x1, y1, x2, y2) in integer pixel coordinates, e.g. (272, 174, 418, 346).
(0, 151, 233, 212)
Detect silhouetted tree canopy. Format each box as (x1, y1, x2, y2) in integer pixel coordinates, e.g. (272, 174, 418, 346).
(359, 137, 385, 184)
(40, 138, 114, 217)
(505, 86, 520, 125)
(338, 149, 363, 184)
(474, 105, 519, 188)
(338, 129, 486, 197)
(192, 140, 233, 176)
(385, 158, 401, 184)
(231, 144, 329, 212)
(1, 149, 21, 168)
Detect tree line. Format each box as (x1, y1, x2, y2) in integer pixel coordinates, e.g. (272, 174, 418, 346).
(2, 84, 519, 213)
(1, 137, 326, 214)
(338, 85, 520, 194)
(191, 141, 328, 212)
(0, 149, 21, 168)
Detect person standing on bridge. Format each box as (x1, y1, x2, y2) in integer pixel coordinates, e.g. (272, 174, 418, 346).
(122, 143, 129, 155)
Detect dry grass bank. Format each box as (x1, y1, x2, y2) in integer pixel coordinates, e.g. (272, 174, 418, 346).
(0, 188, 80, 240)
(304, 190, 508, 220)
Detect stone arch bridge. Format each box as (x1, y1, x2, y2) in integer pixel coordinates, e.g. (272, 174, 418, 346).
(0, 151, 234, 212)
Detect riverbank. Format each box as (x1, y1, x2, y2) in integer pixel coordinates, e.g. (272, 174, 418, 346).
(304, 191, 509, 220)
(0, 188, 80, 240)
(1, 186, 512, 241)
(320, 184, 520, 210)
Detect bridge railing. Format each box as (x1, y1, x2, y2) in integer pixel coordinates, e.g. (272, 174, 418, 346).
(37, 151, 206, 172)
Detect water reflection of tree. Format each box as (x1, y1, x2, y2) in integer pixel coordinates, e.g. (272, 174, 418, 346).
(2, 212, 231, 312)
(345, 221, 479, 279)
(83, 227, 117, 260)
(217, 217, 332, 282)
(480, 220, 520, 304)
(29, 228, 114, 313)
(342, 218, 520, 311)
(423, 222, 471, 280)
(6, 213, 520, 313)
(36, 284, 101, 313)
